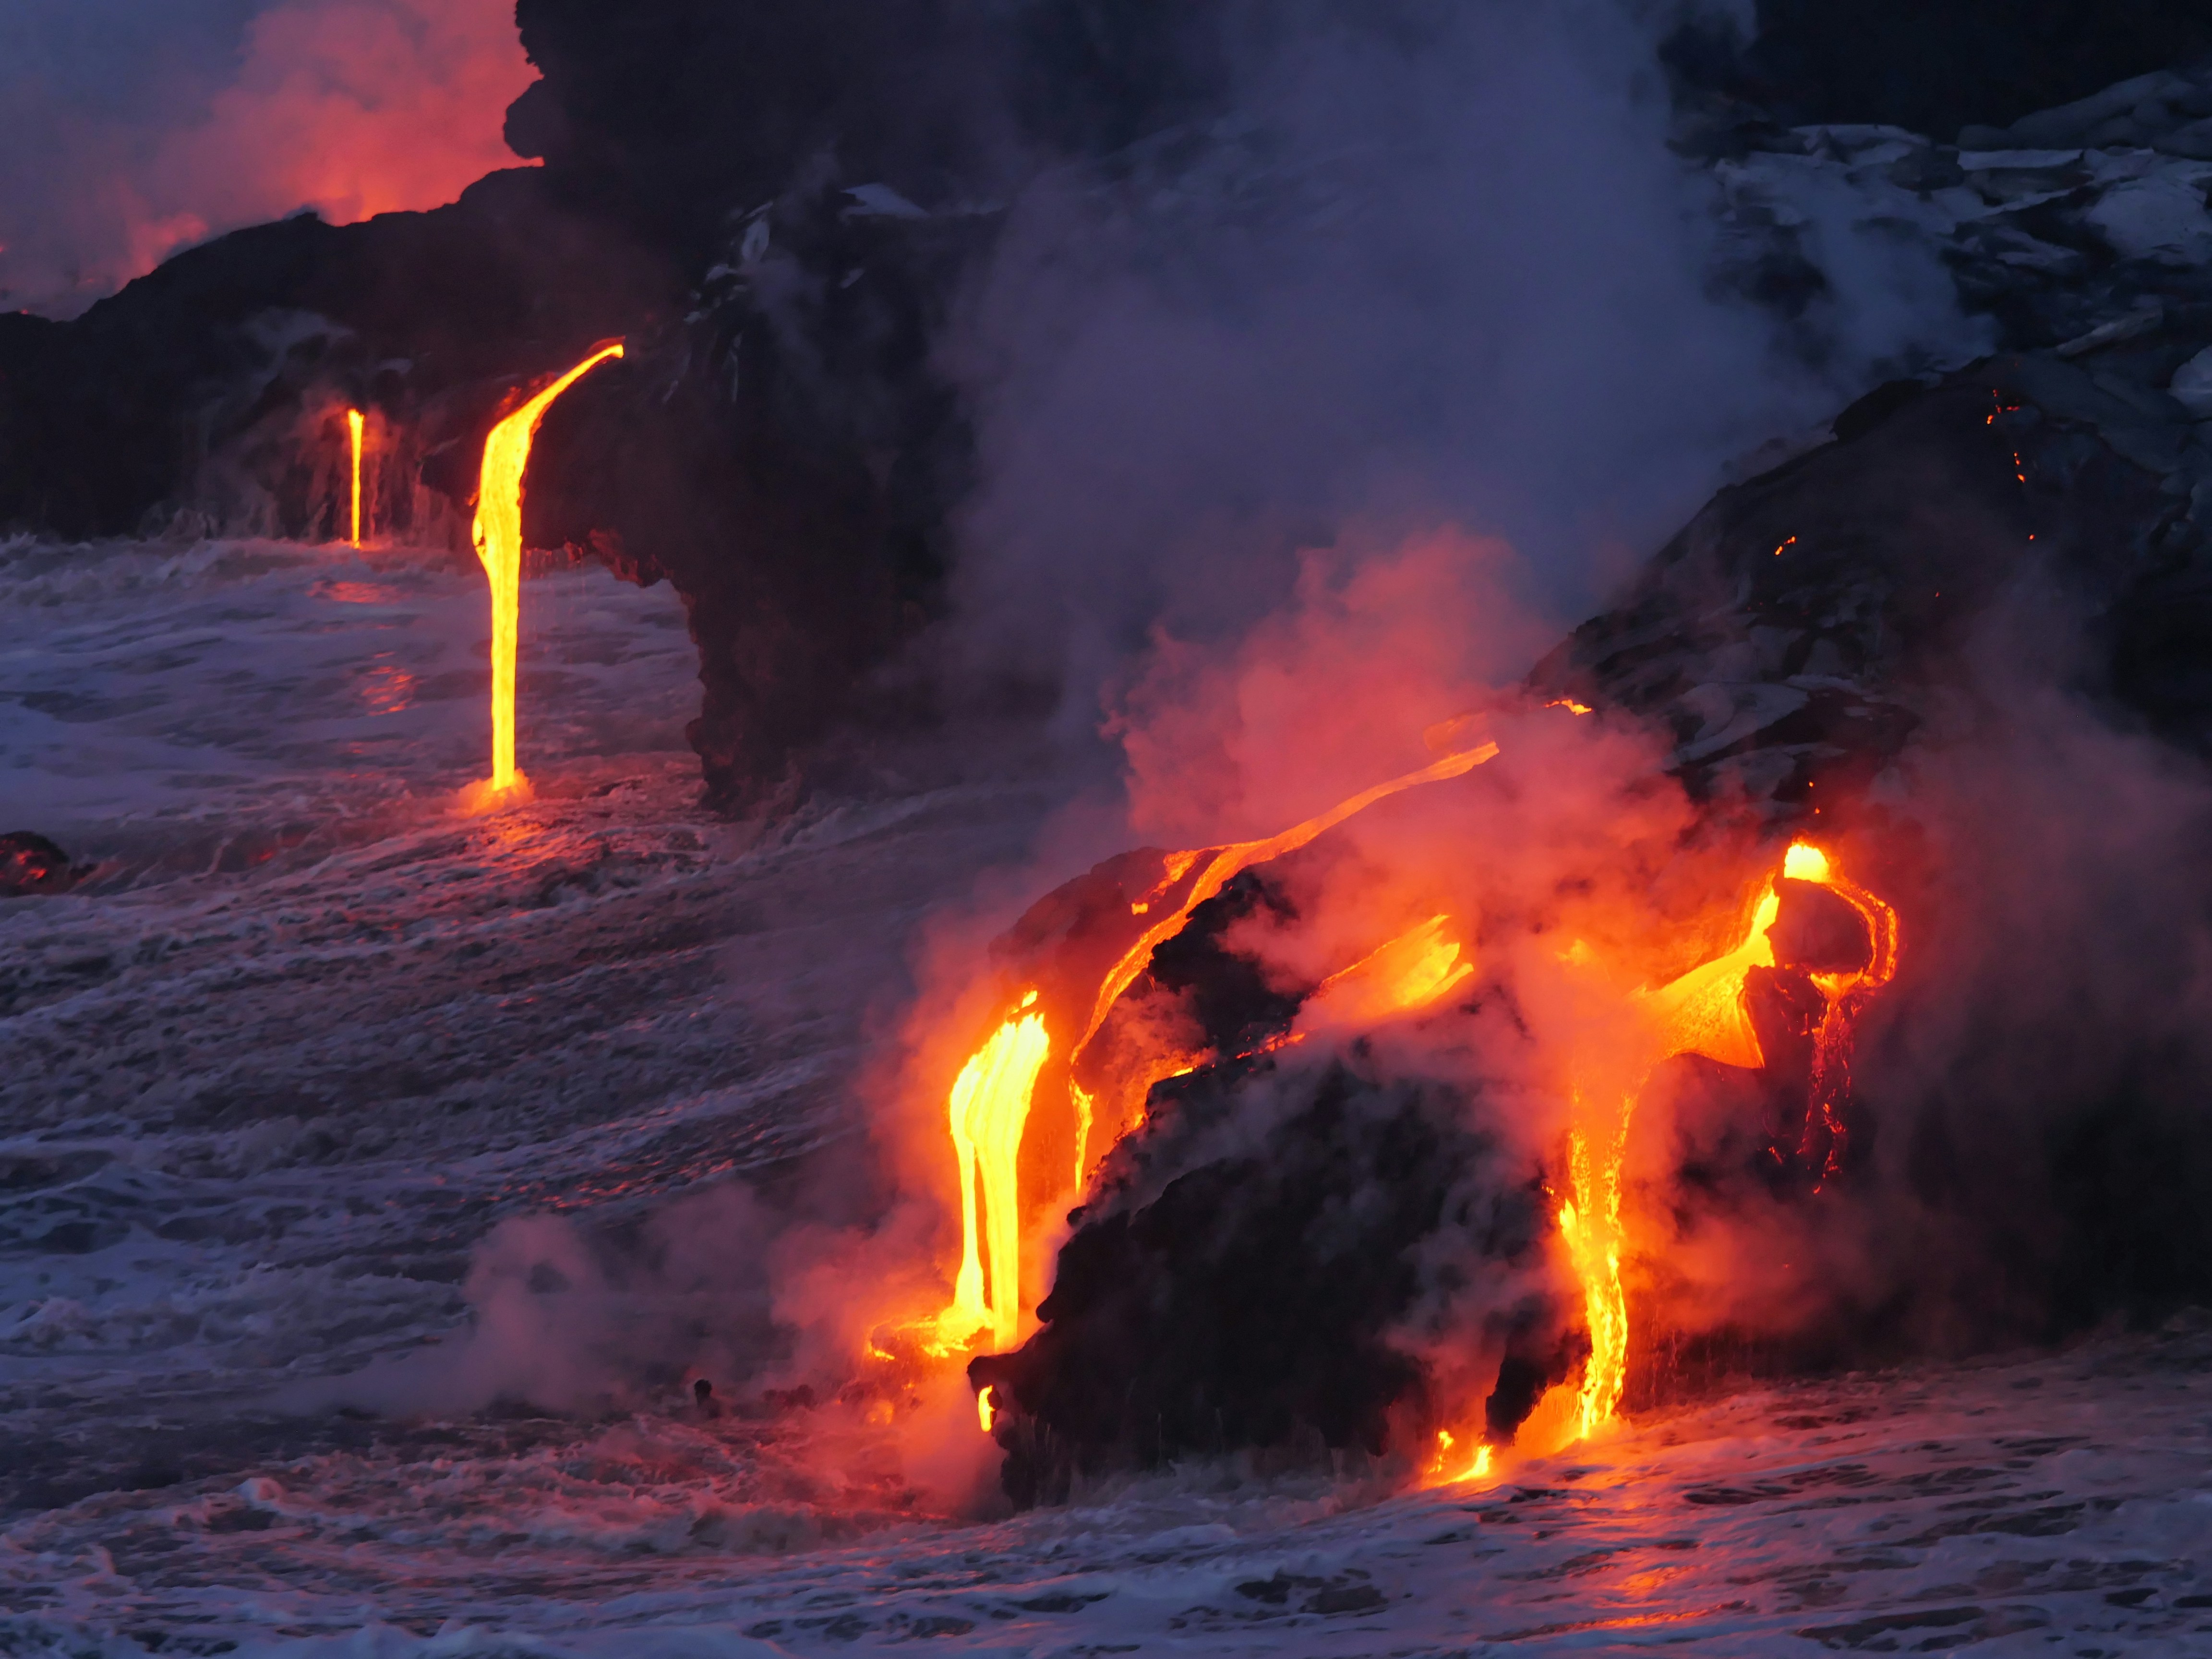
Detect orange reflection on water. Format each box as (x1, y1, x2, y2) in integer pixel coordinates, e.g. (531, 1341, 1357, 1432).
(355, 660, 416, 716)
(318, 580, 409, 606)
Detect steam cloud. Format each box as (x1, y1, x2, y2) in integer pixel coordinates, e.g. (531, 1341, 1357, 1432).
(383, 2, 2081, 1450)
(0, 0, 535, 316)
(942, 0, 1984, 735)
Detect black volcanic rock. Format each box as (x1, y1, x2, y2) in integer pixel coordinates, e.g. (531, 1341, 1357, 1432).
(1532, 324, 2212, 818)
(970, 1060, 1562, 1506)
(519, 179, 987, 810)
(0, 169, 672, 543)
(0, 832, 79, 898)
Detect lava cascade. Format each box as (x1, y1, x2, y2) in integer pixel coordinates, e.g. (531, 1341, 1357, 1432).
(347, 409, 365, 547)
(923, 735, 1502, 1358)
(468, 343, 624, 802)
(913, 711, 1899, 1481)
(1546, 841, 1899, 1449)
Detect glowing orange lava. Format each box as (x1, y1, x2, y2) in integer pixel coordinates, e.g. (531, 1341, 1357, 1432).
(468, 342, 623, 802)
(923, 725, 1897, 1473)
(346, 409, 365, 546)
(932, 738, 1501, 1357)
(1784, 843, 1900, 1180)
(933, 1000, 1051, 1354)
(1296, 914, 1473, 1035)
(1426, 1429, 1495, 1486)
(1550, 839, 1897, 1446)
(1075, 742, 1499, 1060)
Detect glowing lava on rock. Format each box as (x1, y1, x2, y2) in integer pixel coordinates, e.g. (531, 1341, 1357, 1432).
(915, 696, 1896, 1482)
(934, 1000, 1052, 1354)
(346, 408, 365, 547)
(1783, 842, 1901, 1180)
(1426, 1429, 1495, 1486)
(1297, 914, 1473, 1037)
(927, 736, 1502, 1358)
(465, 342, 623, 806)
(1550, 840, 1899, 1447)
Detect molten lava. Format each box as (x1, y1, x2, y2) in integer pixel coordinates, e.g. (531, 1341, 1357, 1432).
(1551, 839, 1899, 1446)
(932, 737, 1502, 1358)
(927, 705, 1896, 1475)
(1298, 914, 1473, 1034)
(346, 408, 365, 547)
(934, 1002, 1051, 1354)
(1426, 1429, 1495, 1486)
(1784, 843, 1900, 1179)
(467, 342, 623, 802)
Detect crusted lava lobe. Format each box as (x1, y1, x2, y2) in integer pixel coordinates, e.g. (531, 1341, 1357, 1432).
(1532, 347, 2212, 817)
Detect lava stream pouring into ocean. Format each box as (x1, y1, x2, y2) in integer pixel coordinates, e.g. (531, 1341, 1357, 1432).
(899, 697, 1900, 1490)
(464, 341, 623, 809)
(1529, 838, 1900, 1455)
(346, 408, 365, 547)
(917, 734, 1503, 1361)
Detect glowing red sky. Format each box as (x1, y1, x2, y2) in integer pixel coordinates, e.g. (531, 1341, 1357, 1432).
(0, 0, 536, 315)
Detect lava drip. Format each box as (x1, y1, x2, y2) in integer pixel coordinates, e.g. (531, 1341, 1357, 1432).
(465, 342, 624, 806)
(347, 409, 365, 547)
(1781, 843, 1900, 1182)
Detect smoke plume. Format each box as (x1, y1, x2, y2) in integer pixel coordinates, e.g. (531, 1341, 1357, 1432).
(403, 1, 2072, 1465)
(0, 0, 535, 315)
(940, 0, 1984, 734)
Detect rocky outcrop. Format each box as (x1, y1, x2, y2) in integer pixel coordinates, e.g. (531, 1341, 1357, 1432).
(1531, 325, 2212, 818)
(0, 170, 672, 543)
(1685, 70, 2212, 352)
(1667, 2, 2212, 142)
(971, 1060, 1563, 1507)
(1959, 66, 2212, 156)
(0, 833, 80, 898)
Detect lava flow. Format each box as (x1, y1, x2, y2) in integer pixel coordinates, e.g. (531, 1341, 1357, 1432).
(465, 342, 623, 805)
(935, 1000, 1051, 1353)
(346, 408, 365, 547)
(911, 699, 1897, 1486)
(926, 734, 1502, 1357)
(1549, 840, 1899, 1447)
